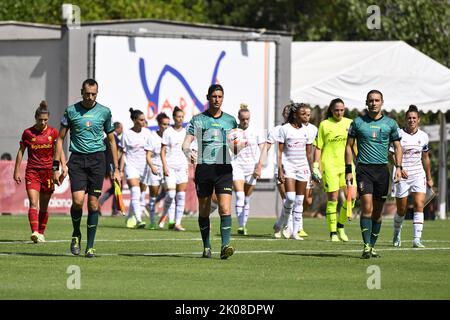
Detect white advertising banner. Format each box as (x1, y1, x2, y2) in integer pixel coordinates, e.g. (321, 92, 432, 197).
(94, 35, 276, 178)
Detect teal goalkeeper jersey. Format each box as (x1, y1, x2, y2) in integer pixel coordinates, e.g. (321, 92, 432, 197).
(188, 110, 238, 164)
(348, 113, 401, 164)
(61, 102, 114, 154)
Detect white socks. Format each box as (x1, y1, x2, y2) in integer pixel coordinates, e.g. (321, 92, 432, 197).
(175, 192, 186, 225)
(163, 190, 176, 223)
(243, 196, 250, 227)
(292, 195, 304, 235)
(149, 196, 156, 224)
(235, 191, 245, 228)
(280, 192, 295, 228)
(130, 186, 142, 223)
(413, 212, 424, 241)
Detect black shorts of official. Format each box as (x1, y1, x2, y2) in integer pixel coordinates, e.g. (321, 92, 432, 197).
(194, 164, 233, 198)
(68, 152, 106, 197)
(356, 164, 390, 201)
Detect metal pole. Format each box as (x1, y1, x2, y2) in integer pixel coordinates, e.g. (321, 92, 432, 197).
(438, 111, 447, 219)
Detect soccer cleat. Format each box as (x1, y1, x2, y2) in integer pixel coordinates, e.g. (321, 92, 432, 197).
(282, 226, 292, 239)
(148, 223, 157, 230)
(413, 239, 425, 248)
(237, 227, 245, 235)
(243, 227, 248, 236)
(361, 244, 371, 259)
(168, 222, 175, 230)
(220, 245, 235, 260)
(202, 248, 211, 258)
(37, 233, 46, 243)
(298, 230, 308, 237)
(393, 231, 402, 247)
(85, 248, 96, 258)
(370, 247, 381, 258)
(70, 236, 81, 256)
(174, 224, 186, 231)
(136, 221, 146, 229)
(330, 233, 340, 242)
(337, 228, 349, 242)
(290, 234, 304, 240)
(126, 216, 137, 229)
(158, 215, 167, 229)
(273, 230, 282, 239)
(30, 231, 40, 243)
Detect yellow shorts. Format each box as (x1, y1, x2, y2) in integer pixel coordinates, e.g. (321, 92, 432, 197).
(322, 169, 356, 193)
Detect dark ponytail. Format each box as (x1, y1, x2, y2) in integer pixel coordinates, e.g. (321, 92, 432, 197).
(326, 98, 344, 118)
(172, 106, 184, 118)
(35, 100, 49, 118)
(129, 108, 144, 121)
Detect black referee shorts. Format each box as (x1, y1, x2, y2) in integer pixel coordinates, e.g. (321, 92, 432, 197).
(356, 164, 390, 201)
(194, 164, 233, 198)
(68, 152, 106, 197)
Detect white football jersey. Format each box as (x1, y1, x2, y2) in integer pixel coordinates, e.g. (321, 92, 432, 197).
(161, 126, 188, 169)
(277, 123, 313, 168)
(390, 128, 429, 178)
(231, 126, 265, 174)
(122, 127, 152, 172)
(144, 130, 163, 167)
(303, 122, 318, 144)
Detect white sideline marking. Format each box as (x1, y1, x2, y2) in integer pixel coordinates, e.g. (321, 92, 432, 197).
(1, 247, 450, 258)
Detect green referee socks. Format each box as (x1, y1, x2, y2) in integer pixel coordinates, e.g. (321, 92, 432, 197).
(198, 216, 211, 249)
(220, 215, 232, 249)
(360, 217, 372, 245)
(70, 207, 83, 237)
(370, 219, 382, 247)
(86, 210, 99, 249)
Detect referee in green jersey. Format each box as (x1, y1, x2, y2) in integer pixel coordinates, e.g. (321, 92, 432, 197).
(182, 84, 238, 260)
(345, 90, 402, 259)
(53, 79, 120, 258)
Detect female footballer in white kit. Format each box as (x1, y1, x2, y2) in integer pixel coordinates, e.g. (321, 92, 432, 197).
(231, 104, 265, 236)
(276, 103, 314, 240)
(122, 108, 152, 228)
(144, 112, 170, 230)
(390, 105, 433, 248)
(160, 107, 188, 231)
(254, 104, 290, 238)
(285, 103, 317, 238)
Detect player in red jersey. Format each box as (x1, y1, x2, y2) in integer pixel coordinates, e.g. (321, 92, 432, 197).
(13, 101, 67, 243)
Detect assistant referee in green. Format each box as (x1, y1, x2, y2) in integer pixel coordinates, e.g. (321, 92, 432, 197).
(345, 90, 402, 259)
(182, 84, 238, 260)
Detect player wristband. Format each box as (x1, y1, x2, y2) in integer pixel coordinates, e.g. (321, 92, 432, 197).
(345, 164, 352, 174)
(396, 165, 403, 170)
(52, 160, 60, 171)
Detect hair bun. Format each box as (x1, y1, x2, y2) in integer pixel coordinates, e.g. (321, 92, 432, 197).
(129, 108, 134, 113)
(39, 100, 48, 109)
(240, 103, 248, 110)
(408, 105, 418, 112)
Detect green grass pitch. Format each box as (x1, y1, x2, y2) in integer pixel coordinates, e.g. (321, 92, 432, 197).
(1, 215, 449, 300)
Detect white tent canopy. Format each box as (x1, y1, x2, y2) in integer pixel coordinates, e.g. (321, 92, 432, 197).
(291, 41, 449, 219)
(291, 41, 450, 112)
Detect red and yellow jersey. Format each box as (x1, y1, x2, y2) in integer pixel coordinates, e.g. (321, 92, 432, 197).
(20, 126, 58, 170)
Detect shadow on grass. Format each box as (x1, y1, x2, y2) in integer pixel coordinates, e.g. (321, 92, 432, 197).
(118, 253, 199, 259)
(280, 252, 360, 259)
(0, 251, 72, 257)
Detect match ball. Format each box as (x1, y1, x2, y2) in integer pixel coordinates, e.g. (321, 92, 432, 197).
(227, 128, 247, 147)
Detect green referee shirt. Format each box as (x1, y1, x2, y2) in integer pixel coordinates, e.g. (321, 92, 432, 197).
(188, 110, 237, 165)
(61, 101, 114, 154)
(348, 113, 401, 164)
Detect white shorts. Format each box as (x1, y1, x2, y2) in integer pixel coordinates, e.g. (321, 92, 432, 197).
(124, 164, 146, 183)
(392, 175, 427, 198)
(283, 164, 310, 182)
(232, 165, 257, 186)
(165, 166, 189, 188)
(144, 165, 164, 186)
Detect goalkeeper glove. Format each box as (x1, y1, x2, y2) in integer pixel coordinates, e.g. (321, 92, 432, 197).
(311, 162, 322, 183)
